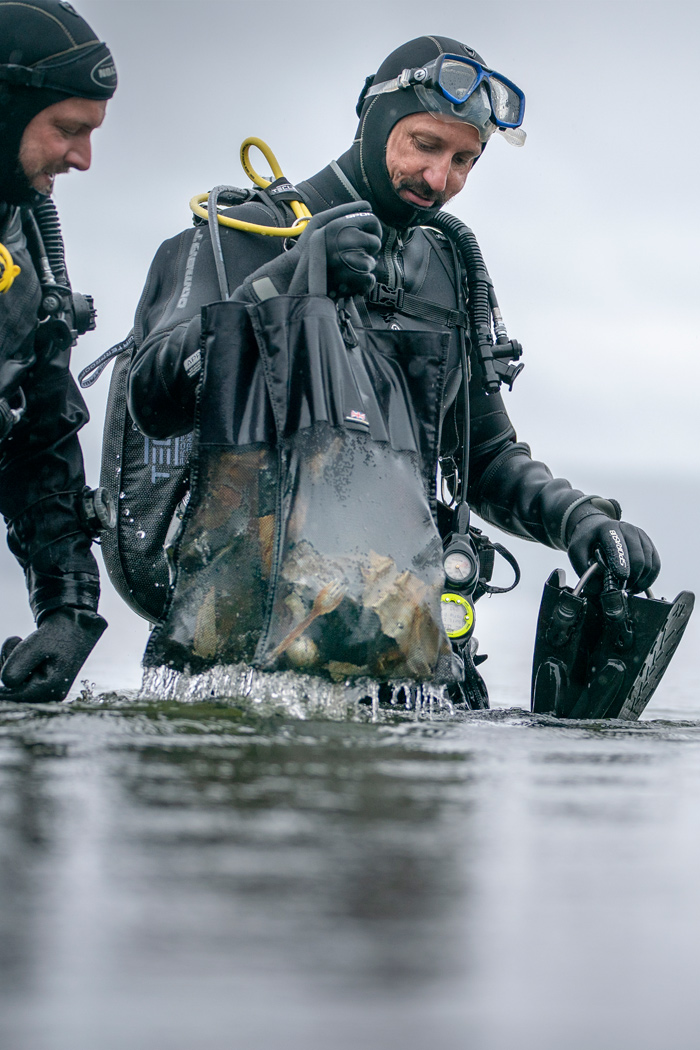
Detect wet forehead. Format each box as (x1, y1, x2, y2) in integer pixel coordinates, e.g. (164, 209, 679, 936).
(395, 112, 481, 152)
(41, 97, 107, 130)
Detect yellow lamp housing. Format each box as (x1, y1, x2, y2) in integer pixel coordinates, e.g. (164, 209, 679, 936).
(440, 592, 475, 639)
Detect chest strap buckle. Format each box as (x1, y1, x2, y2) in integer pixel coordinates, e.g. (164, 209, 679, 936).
(368, 283, 404, 311)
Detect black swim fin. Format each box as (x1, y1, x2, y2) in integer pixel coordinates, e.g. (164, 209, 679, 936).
(531, 567, 694, 721)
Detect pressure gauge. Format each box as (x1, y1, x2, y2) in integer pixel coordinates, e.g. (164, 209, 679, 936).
(444, 549, 477, 585)
(443, 541, 479, 591)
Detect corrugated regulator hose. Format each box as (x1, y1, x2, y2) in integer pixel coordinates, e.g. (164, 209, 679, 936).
(430, 211, 522, 394)
(33, 197, 70, 288)
(430, 211, 491, 333)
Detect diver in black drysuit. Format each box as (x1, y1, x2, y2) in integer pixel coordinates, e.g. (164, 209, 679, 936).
(127, 36, 660, 672)
(0, 0, 117, 702)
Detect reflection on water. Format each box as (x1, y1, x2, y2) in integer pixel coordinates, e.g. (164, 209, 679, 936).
(3, 695, 700, 1050)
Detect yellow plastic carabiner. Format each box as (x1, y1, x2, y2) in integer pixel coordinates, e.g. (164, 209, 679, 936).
(0, 241, 21, 293)
(189, 137, 311, 238)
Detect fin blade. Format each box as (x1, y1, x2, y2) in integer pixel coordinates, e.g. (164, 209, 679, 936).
(616, 591, 695, 720)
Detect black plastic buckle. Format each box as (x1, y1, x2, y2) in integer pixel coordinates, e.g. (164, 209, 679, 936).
(368, 283, 404, 312)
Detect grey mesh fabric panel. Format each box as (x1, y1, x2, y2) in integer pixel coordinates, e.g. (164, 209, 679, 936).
(99, 347, 191, 623)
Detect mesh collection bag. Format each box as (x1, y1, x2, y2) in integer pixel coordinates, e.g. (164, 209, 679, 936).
(145, 293, 455, 683)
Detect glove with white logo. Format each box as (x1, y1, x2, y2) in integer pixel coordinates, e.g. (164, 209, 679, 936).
(232, 201, 382, 303)
(0, 607, 107, 703)
(567, 511, 660, 593)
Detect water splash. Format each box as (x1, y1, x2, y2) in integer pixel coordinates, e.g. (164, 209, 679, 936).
(139, 663, 456, 722)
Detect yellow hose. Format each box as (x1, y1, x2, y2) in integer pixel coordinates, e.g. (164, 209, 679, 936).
(0, 242, 20, 293)
(190, 137, 311, 238)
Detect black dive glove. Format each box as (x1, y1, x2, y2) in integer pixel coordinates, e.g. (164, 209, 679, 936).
(567, 512, 660, 593)
(0, 607, 107, 703)
(301, 200, 382, 297)
(233, 201, 382, 304)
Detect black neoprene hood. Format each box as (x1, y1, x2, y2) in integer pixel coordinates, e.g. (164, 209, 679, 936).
(0, 0, 117, 205)
(345, 35, 487, 230)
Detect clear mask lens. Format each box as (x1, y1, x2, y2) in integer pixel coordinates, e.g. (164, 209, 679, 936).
(438, 59, 479, 103)
(489, 77, 522, 125)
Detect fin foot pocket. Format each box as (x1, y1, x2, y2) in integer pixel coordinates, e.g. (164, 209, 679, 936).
(532, 657, 566, 715)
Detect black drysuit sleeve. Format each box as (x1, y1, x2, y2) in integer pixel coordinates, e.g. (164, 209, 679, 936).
(0, 208, 99, 622)
(462, 382, 593, 551)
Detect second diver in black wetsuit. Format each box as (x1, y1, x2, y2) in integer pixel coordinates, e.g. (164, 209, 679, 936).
(126, 35, 660, 697)
(0, 0, 117, 702)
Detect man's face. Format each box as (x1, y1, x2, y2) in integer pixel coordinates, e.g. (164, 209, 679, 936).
(18, 97, 107, 195)
(385, 112, 482, 209)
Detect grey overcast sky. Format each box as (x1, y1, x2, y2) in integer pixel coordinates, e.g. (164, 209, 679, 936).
(3, 0, 700, 691)
(64, 0, 700, 478)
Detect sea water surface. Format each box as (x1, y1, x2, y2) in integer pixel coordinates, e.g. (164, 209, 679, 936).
(3, 668, 700, 1050)
(2, 472, 700, 1050)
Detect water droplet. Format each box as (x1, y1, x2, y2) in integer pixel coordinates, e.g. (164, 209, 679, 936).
(136, 530, 146, 539)
(119, 491, 125, 499)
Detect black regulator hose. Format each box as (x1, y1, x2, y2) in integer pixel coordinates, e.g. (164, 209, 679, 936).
(445, 236, 471, 503)
(431, 211, 490, 329)
(33, 197, 70, 289)
(206, 185, 253, 300)
(24, 199, 96, 342)
(432, 212, 523, 630)
(430, 211, 523, 394)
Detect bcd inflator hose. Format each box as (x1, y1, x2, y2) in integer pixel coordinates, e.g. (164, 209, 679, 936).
(190, 138, 312, 238)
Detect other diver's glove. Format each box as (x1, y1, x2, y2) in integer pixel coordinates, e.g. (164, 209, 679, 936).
(567, 511, 660, 593)
(0, 607, 107, 703)
(232, 201, 382, 304)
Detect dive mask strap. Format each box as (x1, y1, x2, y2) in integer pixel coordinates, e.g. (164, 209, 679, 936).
(0, 64, 46, 88)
